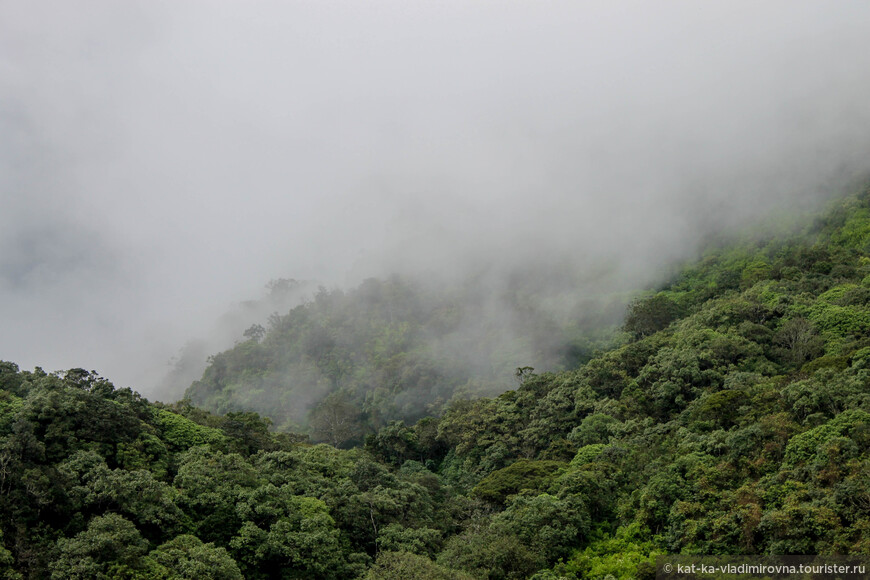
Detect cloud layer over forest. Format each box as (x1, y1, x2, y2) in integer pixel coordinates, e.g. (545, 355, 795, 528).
(2, 1, 870, 396)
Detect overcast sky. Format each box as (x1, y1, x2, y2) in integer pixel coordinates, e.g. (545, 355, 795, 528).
(2, 1, 870, 397)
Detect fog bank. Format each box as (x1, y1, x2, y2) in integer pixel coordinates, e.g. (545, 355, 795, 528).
(2, 1, 870, 396)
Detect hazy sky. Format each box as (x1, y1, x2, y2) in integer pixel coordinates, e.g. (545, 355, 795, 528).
(2, 1, 870, 396)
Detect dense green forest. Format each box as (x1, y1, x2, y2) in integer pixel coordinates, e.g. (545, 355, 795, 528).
(2, 184, 869, 578)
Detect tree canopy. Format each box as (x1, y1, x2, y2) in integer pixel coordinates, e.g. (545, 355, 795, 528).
(2, 183, 870, 578)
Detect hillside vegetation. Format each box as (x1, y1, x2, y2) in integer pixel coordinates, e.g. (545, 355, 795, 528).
(185, 274, 622, 440)
(1, 184, 869, 578)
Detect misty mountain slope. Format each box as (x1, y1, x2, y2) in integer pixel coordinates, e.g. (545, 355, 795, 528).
(153, 278, 320, 402)
(432, 183, 870, 472)
(184, 275, 624, 438)
(183, 177, 870, 442)
(1, 183, 869, 579)
(398, 183, 870, 576)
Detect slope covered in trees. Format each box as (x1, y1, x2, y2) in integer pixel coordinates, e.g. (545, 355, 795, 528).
(184, 274, 622, 441)
(419, 184, 870, 576)
(0, 365, 457, 578)
(1, 183, 869, 578)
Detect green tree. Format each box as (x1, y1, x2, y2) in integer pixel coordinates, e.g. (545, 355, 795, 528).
(50, 514, 149, 580)
(0, 530, 21, 580)
(492, 493, 589, 563)
(437, 526, 544, 580)
(472, 460, 566, 505)
(145, 535, 243, 580)
(624, 294, 682, 339)
(229, 496, 348, 579)
(173, 447, 258, 544)
(309, 392, 364, 448)
(774, 317, 824, 366)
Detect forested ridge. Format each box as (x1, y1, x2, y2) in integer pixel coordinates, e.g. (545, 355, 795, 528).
(185, 272, 623, 439)
(2, 184, 870, 579)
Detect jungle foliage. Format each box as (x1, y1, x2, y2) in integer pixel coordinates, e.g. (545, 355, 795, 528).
(2, 184, 870, 578)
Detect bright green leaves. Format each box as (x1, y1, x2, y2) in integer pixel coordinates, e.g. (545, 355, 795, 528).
(548, 523, 661, 580)
(783, 409, 870, 467)
(153, 409, 227, 451)
(828, 205, 870, 250)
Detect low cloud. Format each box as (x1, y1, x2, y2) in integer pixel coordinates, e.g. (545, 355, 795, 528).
(2, 1, 870, 397)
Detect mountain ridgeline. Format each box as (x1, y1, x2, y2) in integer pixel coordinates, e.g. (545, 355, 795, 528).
(184, 274, 624, 441)
(1, 183, 869, 578)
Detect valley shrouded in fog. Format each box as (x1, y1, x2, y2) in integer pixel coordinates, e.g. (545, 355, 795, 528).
(3, 1, 870, 398)
(5, 3, 870, 578)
